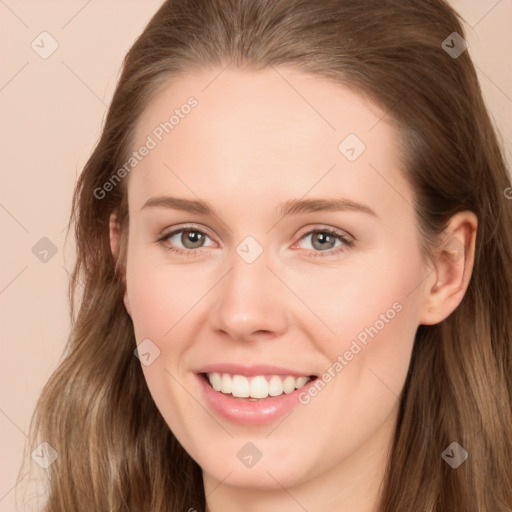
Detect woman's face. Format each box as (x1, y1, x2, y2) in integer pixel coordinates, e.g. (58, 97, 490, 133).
(118, 67, 435, 502)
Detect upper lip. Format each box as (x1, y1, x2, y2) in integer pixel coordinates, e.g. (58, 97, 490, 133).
(196, 363, 317, 378)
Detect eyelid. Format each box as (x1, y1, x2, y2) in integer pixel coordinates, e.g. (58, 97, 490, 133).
(295, 224, 354, 243)
(159, 222, 214, 239)
(159, 223, 354, 242)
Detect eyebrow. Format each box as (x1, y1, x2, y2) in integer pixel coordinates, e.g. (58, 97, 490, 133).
(141, 195, 378, 218)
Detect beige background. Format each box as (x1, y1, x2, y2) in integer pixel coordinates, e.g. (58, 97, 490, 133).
(1, 1, 511, 509)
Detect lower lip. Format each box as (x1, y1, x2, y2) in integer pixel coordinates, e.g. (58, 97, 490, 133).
(196, 374, 315, 426)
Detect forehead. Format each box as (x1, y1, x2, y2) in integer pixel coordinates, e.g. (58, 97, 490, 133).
(128, 66, 410, 219)
(134, 66, 389, 150)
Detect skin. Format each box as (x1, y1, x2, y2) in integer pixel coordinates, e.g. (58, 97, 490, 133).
(109, 66, 477, 512)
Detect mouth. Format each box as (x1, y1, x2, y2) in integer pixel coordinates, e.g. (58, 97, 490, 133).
(200, 372, 318, 401)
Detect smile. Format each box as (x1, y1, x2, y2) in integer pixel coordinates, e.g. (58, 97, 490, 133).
(205, 372, 312, 399)
(196, 368, 319, 425)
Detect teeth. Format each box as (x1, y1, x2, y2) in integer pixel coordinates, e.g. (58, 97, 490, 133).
(250, 376, 268, 399)
(232, 375, 249, 397)
(221, 373, 232, 394)
(206, 373, 311, 399)
(268, 375, 284, 397)
(283, 375, 296, 394)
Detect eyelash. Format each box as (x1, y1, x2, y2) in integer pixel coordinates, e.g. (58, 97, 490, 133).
(157, 224, 354, 258)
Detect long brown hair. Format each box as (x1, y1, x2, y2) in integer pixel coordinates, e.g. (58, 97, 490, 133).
(19, 0, 512, 510)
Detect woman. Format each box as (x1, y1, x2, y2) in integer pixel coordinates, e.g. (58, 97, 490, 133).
(22, 0, 512, 510)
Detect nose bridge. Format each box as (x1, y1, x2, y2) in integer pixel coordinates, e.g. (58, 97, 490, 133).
(209, 240, 289, 340)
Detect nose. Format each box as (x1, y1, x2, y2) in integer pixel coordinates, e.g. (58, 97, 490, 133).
(208, 251, 291, 343)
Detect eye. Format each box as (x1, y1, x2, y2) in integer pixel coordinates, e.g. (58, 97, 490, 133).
(294, 227, 353, 257)
(157, 224, 215, 256)
(157, 224, 353, 258)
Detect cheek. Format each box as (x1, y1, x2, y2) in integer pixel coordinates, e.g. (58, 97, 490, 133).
(299, 246, 423, 399)
(296, 253, 421, 351)
(125, 254, 205, 435)
(126, 253, 204, 342)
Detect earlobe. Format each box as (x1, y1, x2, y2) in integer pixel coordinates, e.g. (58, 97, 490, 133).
(419, 211, 478, 326)
(123, 293, 132, 316)
(109, 213, 120, 259)
(109, 212, 131, 317)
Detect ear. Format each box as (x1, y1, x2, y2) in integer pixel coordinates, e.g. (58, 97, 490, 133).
(109, 212, 131, 316)
(419, 211, 478, 325)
